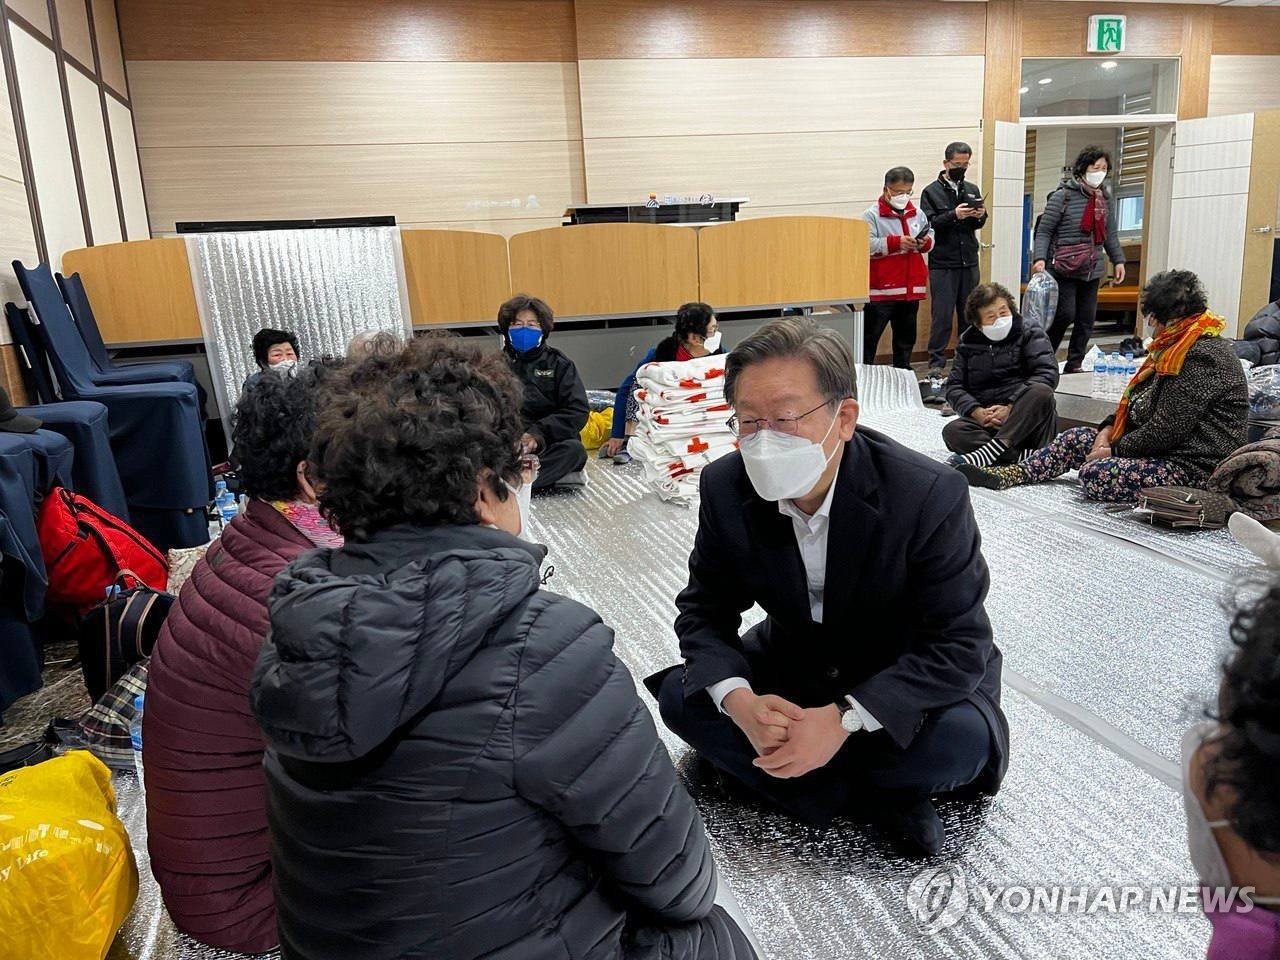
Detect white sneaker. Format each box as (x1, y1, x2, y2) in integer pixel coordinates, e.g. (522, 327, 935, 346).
(1229, 512, 1280, 569)
(555, 470, 588, 488)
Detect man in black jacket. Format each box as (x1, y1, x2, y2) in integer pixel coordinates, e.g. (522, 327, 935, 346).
(921, 142, 988, 378)
(653, 317, 1008, 857)
(499, 295, 589, 490)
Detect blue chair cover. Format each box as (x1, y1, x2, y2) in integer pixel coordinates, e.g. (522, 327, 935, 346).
(4, 303, 58, 404)
(56, 272, 197, 385)
(22, 401, 128, 521)
(0, 431, 72, 622)
(0, 509, 43, 714)
(15, 261, 213, 548)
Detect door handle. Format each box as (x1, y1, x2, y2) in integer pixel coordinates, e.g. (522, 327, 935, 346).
(1252, 225, 1274, 234)
(980, 242, 995, 249)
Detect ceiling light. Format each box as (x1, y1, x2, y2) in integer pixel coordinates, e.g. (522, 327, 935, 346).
(1100, 60, 1118, 70)
(1038, 77, 1053, 85)
(1018, 86, 1030, 94)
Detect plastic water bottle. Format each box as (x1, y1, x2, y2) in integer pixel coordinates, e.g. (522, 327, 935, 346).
(1108, 352, 1124, 400)
(214, 479, 227, 500)
(1093, 355, 1109, 399)
(218, 491, 238, 525)
(130, 694, 145, 789)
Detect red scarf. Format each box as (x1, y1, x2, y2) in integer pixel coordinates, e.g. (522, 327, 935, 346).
(1080, 182, 1107, 244)
(1111, 311, 1226, 441)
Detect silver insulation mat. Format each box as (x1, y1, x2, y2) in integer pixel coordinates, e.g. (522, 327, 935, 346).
(186, 226, 412, 430)
(107, 401, 1228, 959)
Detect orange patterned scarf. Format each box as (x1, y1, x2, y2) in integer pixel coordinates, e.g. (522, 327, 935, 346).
(1111, 310, 1226, 441)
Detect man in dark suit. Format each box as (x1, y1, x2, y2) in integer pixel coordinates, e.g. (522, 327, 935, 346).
(654, 317, 1008, 856)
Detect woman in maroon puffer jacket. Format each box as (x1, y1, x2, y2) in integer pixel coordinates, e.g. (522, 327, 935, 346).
(143, 364, 342, 953)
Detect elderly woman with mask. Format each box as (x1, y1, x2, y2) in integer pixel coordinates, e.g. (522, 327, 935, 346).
(251, 334, 756, 960)
(959, 270, 1247, 502)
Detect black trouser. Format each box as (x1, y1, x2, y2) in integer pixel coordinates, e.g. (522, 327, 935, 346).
(864, 300, 920, 369)
(531, 438, 587, 491)
(1046, 272, 1101, 371)
(656, 653, 994, 827)
(928, 266, 980, 368)
(942, 382, 1059, 461)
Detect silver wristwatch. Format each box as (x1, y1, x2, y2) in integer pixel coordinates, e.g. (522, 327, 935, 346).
(836, 695, 864, 733)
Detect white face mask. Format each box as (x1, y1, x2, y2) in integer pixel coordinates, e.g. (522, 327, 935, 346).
(888, 194, 910, 211)
(1085, 170, 1107, 188)
(269, 358, 297, 377)
(504, 479, 532, 541)
(702, 331, 722, 353)
(982, 315, 1014, 342)
(739, 408, 840, 502)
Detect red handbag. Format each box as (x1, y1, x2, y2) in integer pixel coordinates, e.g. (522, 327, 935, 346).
(37, 487, 168, 613)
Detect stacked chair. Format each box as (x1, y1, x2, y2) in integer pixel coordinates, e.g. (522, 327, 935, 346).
(11, 261, 213, 551)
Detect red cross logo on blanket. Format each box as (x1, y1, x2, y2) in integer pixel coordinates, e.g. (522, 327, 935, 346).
(687, 437, 709, 454)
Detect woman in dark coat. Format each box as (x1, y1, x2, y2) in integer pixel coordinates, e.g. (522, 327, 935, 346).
(1032, 144, 1127, 373)
(960, 270, 1248, 502)
(251, 334, 755, 960)
(143, 364, 342, 954)
(943, 282, 1060, 467)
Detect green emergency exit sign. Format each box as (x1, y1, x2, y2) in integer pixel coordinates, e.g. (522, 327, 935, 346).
(1088, 15, 1126, 53)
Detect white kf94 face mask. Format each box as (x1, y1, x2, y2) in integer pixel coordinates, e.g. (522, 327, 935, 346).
(702, 331, 723, 353)
(504, 480, 532, 540)
(982, 315, 1014, 342)
(738, 408, 841, 502)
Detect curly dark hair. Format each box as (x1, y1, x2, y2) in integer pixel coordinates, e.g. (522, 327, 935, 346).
(232, 359, 340, 501)
(1071, 145, 1113, 180)
(496, 294, 554, 338)
(1204, 581, 1280, 861)
(1140, 270, 1209, 324)
(311, 333, 524, 541)
(964, 282, 1018, 329)
(674, 302, 715, 343)
(252, 328, 299, 369)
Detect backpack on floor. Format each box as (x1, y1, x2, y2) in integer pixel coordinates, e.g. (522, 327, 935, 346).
(77, 574, 171, 702)
(37, 486, 167, 614)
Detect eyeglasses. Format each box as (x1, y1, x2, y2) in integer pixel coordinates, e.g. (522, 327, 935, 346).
(727, 401, 835, 437)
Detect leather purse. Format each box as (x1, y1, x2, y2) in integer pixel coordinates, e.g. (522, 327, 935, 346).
(1136, 486, 1235, 530)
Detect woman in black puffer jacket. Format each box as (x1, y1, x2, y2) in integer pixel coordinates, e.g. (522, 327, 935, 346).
(943, 282, 1060, 468)
(251, 333, 755, 960)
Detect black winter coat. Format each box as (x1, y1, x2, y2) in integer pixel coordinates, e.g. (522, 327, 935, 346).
(1241, 300, 1280, 367)
(945, 315, 1060, 417)
(920, 173, 987, 270)
(1032, 178, 1125, 283)
(505, 342, 589, 451)
(252, 524, 751, 960)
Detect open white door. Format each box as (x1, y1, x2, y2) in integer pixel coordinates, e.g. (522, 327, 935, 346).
(990, 121, 1027, 292)
(1168, 114, 1253, 330)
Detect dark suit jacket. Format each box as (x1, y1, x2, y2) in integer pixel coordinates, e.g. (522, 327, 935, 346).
(673, 427, 1008, 784)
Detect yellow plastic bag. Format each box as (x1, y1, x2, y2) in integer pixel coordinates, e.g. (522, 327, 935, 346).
(0, 751, 138, 960)
(580, 408, 614, 452)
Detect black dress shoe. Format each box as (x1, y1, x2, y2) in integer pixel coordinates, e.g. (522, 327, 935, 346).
(880, 796, 945, 857)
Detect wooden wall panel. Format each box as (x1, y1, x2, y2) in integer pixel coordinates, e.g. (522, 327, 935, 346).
(139, 141, 586, 234)
(401, 229, 511, 326)
(60, 238, 202, 343)
(1212, 8, 1280, 57)
(1022, 2, 1186, 58)
(508, 224, 698, 318)
(698, 216, 869, 307)
(116, 0, 577, 62)
(574, 0, 985, 59)
(90, 0, 127, 93)
(128, 61, 583, 147)
(579, 57, 984, 139)
(1179, 6, 1212, 120)
(582, 129, 981, 211)
(54, 0, 93, 65)
(1208, 57, 1280, 118)
(0, 345, 29, 405)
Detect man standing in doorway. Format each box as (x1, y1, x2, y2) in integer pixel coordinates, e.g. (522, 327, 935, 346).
(921, 142, 988, 379)
(861, 167, 934, 369)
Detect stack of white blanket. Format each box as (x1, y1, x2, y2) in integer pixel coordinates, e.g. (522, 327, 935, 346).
(628, 353, 739, 501)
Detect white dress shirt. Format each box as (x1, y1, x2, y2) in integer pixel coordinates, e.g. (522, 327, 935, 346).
(706, 478, 882, 731)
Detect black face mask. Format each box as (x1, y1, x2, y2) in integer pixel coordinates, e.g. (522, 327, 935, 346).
(947, 167, 967, 183)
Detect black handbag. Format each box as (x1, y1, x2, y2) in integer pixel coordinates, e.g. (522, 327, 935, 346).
(1137, 486, 1235, 530)
(77, 572, 174, 701)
